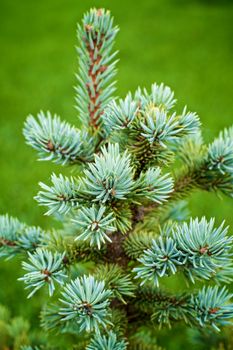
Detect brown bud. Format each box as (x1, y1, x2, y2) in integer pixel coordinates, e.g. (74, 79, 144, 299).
(96, 9, 103, 16)
(199, 246, 209, 255)
(99, 65, 107, 73)
(209, 307, 220, 314)
(85, 24, 93, 32)
(42, 269, 51, 276)
(47, 140, 54, 151)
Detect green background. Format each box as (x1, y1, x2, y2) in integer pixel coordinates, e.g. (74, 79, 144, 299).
(0, 0, 233, 348)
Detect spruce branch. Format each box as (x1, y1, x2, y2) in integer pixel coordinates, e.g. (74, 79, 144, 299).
(128, 326, 165, 350)
(110, 202, 133, 233)
(133, 237, 182, 286)
(23, 111, 94, 165)
(177, 106, 201, 137)
(19, 248, 67, 298)
(198, 126, 233, 197)
(170, 126, 233, 201)
(87, 331, 127, 350)
(130, 135, 174, 173)
(123, 231, 155, 259)
(140, 107, 200, 147)
(151, 297, 191, 328)
(0, 215, 24, 259)
(103, 86, 200, 175)
(174, 217, 232, 283)
(40, 303, 81, 334)
(173, 131, 205, 166)
(109, 308, 128, 338)
(135, 285, 190, 327)
(0, 215, 45, 259)
(18, 226, 46, 250)
(207, 127, 233, 175)
(134, 167, 174, 204)
(133, 217, 233, 286)
(213, 262, 233, 285)
(95, 264, 136, 303)
(40, 304, 63, 332)
(44, 229, 107, 265)
(140, 108, 180, 147)
(76, 8, 119, 130)
(191, 286, 233, 332)
(73, 205, 116, 249)
(35, 173, 82, 215)
(59, 275, 112, 332)
(134, 285, 233, 331)
(103, 93, 139, 131)
(83, 143, 135, 202)
(135, 82, 176, 111)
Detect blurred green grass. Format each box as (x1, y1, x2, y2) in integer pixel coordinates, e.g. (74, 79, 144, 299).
(0, 0, 233, 347)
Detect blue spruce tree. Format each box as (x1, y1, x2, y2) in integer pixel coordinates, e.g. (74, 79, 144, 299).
(1, 8, 233, 350)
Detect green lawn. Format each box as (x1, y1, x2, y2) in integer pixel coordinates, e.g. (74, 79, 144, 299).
(0, 0, 233, 348)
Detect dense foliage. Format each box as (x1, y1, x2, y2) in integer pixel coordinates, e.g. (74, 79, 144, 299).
(1, 8, 233, 350)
